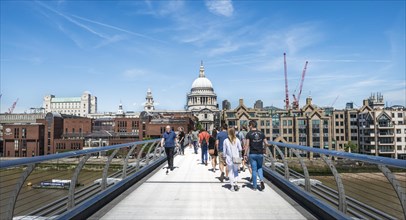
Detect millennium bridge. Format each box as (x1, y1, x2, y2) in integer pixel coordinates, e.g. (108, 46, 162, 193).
(1, 140, 405, 220)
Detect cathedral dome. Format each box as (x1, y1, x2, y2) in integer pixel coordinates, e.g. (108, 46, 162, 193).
(191, 77, 213, 89)
(190, 62, 214, 91)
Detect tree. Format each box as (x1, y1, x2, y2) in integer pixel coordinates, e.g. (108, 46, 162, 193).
(344, 141, 358, 153)
(195, 121, 203, 131)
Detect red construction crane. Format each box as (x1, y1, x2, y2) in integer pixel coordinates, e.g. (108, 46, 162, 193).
(8, 98, 19, 114)
(292, 61, 308, 109)
(283, 53, 290, 110)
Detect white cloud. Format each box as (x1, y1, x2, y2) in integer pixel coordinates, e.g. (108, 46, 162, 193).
(205, 0, 234, 17)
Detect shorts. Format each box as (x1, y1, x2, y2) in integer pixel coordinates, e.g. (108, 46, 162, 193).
(208, 147, 218, 156)
(218, 152, 226, 165)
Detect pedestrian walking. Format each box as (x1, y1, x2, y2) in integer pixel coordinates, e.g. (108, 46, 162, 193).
(237, 125, 248, 172)
(192, 129, 199, 154)
(187, 131, 192, 148)
(223, 127, 242, 191)
(178, 127, 185, 155)
(199, 128, 210, 165)
(161, 125, 177, 172)
(244, 120, 269, 191)
(216, 124, 229, 182)
(208, 129, 218, 172)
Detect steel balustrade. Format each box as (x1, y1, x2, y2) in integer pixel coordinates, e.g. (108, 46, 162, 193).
(0, 139, 164, 220)
(1, 139, 405, 219)
(266, 141, 406, 220)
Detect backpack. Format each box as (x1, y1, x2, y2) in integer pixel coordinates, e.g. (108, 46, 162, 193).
(201, 132, 209, 147)
(236, 131, 244, 142)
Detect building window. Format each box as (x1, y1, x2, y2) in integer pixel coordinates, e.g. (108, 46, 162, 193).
(397, 137, 401, 142)
(283, 120, 287, 126)
(298, 120, 306, 125)
(22, 128, 26, 139)
(14, 128, 19, 139)
(72, 128, 75, 133)
(397, 146, 402, 150)
(397, 129, 401, 134)
(14, 140, 19, 150)
(335, 121, 339, 126)
(398, 113, 403, 118)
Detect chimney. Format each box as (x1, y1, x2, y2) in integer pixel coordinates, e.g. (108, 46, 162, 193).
(363, 99, 369, 107)
(306, 96, 312, 105)
(239, 99, 244, 106)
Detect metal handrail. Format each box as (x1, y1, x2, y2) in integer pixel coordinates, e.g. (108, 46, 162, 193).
(268, 141, 405, 169)
(0, 139, 163, 220)
(266, 141, 406, 219)
(0, 139, 160, 169)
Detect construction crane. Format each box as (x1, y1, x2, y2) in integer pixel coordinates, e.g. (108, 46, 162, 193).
(292, 61, 308, 110)
(283, 53, 290, 110)
(331, 95, 339, 107)
(8, 98, 19, 114)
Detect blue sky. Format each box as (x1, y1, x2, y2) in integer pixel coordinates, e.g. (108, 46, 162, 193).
(1, 0, 405, 113)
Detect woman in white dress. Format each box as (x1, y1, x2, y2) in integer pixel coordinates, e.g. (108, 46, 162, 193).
(222, 127, 242, 191)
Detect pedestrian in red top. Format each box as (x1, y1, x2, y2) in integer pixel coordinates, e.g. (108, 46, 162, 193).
(198, 128, 210, 166)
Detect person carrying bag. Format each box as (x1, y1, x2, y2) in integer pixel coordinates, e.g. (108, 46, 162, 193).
(223, 127, 242, 192)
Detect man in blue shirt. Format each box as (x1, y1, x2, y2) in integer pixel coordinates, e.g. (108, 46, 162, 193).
(161, 125, 177, 171)
(216, 124, 229, 182)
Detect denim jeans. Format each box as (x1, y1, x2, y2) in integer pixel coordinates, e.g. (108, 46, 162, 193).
(201, 145, 208, 163)
(193, 141, 198, 154)
(249, 153, 264, 189)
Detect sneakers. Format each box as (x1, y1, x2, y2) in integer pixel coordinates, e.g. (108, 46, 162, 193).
(225, 177, 229, 181)
(233, 185, 239, 191)
(260, 181, 265, 191)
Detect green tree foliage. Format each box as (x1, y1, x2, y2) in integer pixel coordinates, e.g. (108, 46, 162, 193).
(344, 141, 358, 153)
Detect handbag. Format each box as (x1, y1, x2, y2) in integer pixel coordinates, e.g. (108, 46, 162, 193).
(209, 149, 215, 155)
(232, 156, 242, 164)
(230, 139, 242, 164)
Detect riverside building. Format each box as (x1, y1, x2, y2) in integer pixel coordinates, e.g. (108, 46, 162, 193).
(43, 91, 97, 117)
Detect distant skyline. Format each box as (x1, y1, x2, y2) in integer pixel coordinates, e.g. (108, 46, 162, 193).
(1, 1, 405, 113)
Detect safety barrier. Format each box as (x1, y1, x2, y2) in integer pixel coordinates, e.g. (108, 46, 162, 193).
(264, 141, 406, 220)
(0, 139, 164, 220)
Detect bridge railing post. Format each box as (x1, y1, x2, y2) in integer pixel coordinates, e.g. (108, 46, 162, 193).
(378, 165, 406, 219)
(145, 142, 160, 165)
(135, 143, 150, 171)
(267, 141, 405, 220)
(67, 154, 91, 210)
(122, 144, 137, 179)
(320, 154, 347, 214)
(5, 164, 36, 220)
(274, 145, 289, 180)
(101, 148, 119, 190)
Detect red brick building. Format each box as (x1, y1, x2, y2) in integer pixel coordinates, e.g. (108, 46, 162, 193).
(2, 111, 196, 157)
(141, 111, 196, 138)
(2, 123, 44, 157)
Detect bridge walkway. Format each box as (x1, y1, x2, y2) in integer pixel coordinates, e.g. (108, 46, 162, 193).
(96, 147, 313, 219)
